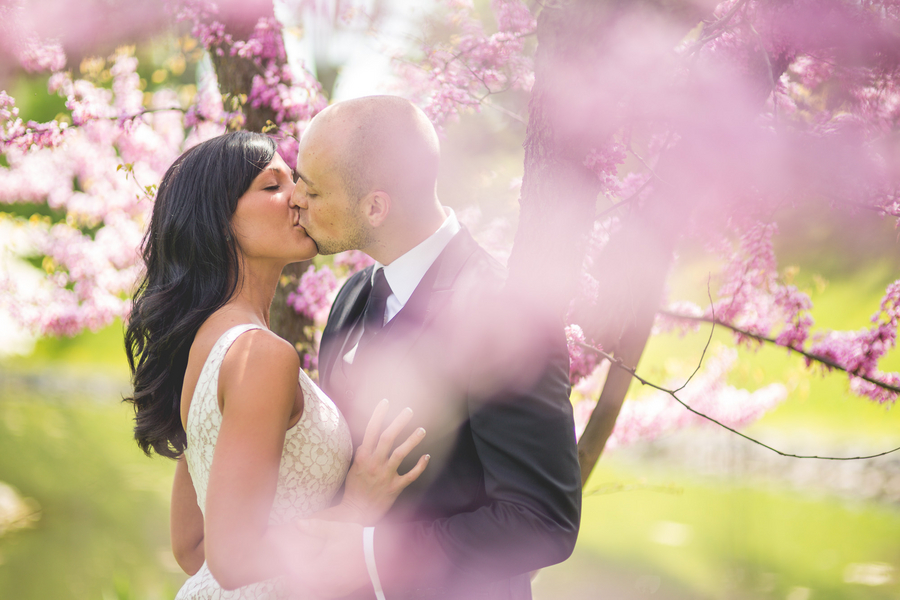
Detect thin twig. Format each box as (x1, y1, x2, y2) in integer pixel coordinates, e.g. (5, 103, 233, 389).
(2, 106, 190, 145)
(577, 339, 900, 460)
(594, 130, 675, 220)
(749, 23, 778, 122)
(629, 147, 672, 188)
(672, 277, 716, 393)
(686, 0, 751, 56)
(480, 98, 528, 125)
(595, 178, 651, 220)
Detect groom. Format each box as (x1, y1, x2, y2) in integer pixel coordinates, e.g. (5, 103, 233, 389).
(291, 95, 581, 600)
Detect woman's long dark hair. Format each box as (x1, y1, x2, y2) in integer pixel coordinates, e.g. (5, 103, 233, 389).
(125, 131, 278, 458)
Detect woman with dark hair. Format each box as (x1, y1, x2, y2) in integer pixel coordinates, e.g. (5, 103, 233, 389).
(125, 131, 428, 598)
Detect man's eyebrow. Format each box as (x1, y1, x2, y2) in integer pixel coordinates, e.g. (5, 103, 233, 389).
(296, 170, 315, 187)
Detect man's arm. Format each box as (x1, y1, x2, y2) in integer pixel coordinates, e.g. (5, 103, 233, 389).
(372, 327, 582, 594)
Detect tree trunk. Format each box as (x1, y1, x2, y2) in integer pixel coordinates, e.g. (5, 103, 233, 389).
(514, 0, 720, 486)
(208, 3, 317, 367)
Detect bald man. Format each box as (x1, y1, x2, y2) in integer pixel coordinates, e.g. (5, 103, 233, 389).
(290, 96, 581, 600)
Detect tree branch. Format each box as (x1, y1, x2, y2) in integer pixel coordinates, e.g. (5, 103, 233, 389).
(577, 340, 900, 460)
(660, 309, 900, 395)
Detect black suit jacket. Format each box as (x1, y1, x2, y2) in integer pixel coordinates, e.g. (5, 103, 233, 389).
(319, 229, 582, 600)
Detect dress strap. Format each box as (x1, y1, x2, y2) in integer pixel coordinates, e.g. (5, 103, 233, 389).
(204, 323, 266, 376)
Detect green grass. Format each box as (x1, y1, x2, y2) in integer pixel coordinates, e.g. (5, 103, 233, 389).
(0, 393, 183, 599)
(535, 461, 900, 600)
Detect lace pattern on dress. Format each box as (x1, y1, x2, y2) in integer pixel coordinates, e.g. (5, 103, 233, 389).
(176, 324, 352, 600)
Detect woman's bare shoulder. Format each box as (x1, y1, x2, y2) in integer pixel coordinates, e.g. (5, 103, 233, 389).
(181, 313, 296, 423)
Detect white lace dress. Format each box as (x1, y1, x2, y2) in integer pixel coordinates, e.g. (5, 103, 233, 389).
(175, 324, 352, 600)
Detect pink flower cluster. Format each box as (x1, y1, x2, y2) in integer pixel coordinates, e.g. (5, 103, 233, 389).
(16, 37, 66, 73)
(287, 264, 339, 323)
(1, 0, 332, 337)
(175, 3, 326, 168)
(565, 324, 601, 386)
(806, 280, 900, 403)
(171, 0, 231, 53)
(332, 250, 375, 274)
(1, 92, 68, 151)
(184, 69, 228, 129)
(0, 40, 196, 335)
(398, 0, 536, 125)
(662, 220, 899, 404)
(711, 221, 814, 349)
(583, 143, 627, 196)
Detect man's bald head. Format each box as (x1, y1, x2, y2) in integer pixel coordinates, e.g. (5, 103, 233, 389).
(306, 96, 441, 210)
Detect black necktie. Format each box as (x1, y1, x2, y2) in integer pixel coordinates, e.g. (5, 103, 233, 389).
(359, 267, 392, 347)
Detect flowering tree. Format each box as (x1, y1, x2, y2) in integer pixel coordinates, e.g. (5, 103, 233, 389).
(1, 0, 899, 484)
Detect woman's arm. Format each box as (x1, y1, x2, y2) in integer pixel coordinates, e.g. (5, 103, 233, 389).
(203, 330, 430, 591)
(203, 330, 300, 590)
(171, 455, 205, 575)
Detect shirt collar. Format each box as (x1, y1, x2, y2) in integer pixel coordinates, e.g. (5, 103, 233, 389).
(373, 207, 461, 307)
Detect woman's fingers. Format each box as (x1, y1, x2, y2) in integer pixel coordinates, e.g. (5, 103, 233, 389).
(397, 453, 430, 488)
(388, 426, 426, 470)
(359, 399, 389, 456)
(374, 406, 414, 461)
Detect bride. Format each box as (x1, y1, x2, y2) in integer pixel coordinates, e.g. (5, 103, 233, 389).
(124, 131, 429, 598)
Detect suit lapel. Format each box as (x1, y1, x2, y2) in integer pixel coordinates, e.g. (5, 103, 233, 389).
(319, 267, 372, 392)
(354, 228, 481, 365)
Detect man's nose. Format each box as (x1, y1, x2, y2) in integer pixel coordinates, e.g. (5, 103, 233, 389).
(289, 184, 306, 209)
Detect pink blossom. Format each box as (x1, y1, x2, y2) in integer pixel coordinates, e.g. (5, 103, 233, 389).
(333, 250, 375, 275)
(16, 37, 66, 73)
(287, 264, 339, 323)
(396, 0, 535, 125)
(565, 324, 601, 386)
(584, 143, 628, 196)
(804, 279, 900, 403)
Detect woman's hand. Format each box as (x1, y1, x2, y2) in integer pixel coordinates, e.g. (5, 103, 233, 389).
(330, 399, 430, 525)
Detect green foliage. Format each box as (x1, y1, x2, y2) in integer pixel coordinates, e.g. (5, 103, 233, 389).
(0, 202, 67, 223)
(6, 319, 130, 376)
(8, 75, 68, 123)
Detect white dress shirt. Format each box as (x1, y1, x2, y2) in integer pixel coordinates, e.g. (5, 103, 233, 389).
(343, 207, 461, 364)
(376, 207, 461, 324)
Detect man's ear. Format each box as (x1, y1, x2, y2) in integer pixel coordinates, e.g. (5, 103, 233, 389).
(360, 191, 391, 227)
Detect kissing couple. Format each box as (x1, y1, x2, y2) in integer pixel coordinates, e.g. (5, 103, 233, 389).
(125, 95, 582, 600)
